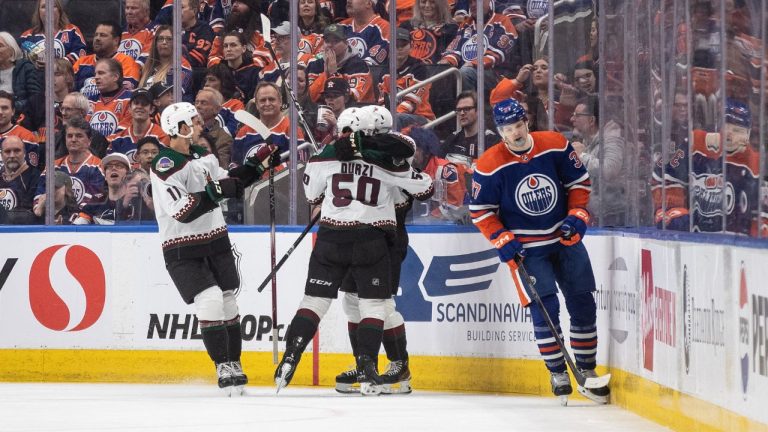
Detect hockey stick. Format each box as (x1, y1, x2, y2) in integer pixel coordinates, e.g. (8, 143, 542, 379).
(514, 258, 611, 390)
(259, 13, 319, 153)
(257, 212, 320, 293)
(234, 109, 271, 140)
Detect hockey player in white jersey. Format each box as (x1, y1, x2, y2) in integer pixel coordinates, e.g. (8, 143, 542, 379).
(150, 102, 278, 396)
(334, 106, 418, 395)
(274, 125, 433, 395)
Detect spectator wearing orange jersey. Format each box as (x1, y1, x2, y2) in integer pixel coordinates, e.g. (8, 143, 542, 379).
(120, 0, 155, 61)
(0, 91, 41, 169)
(88, 58, 134, 138)
(73, 21, 141, 99)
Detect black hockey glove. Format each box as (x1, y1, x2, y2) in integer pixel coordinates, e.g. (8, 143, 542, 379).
(228, 144, 280, 187)
(335, 130, 362, 161)
(205, 177, 244, 202)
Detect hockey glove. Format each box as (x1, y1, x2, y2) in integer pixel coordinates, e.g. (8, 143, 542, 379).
(560, 208, 590, 246)
(205, 177, 244, 202)
(654, 207, 689, 231)
(490, 229, 526, 267)
(335, 131, 362, 161)
(229, 144, 280, 186)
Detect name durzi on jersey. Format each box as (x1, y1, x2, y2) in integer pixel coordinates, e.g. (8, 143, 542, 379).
(341, 161, 374, 177)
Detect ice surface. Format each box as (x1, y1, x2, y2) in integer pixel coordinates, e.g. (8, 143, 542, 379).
(0, 383, 669, 432)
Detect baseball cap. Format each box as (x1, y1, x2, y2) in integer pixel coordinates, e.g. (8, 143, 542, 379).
(130, 89, 154, 105)
(102, 152, 132, 169)
(148, 82, 173, 100)
(54, 171, 72, 189)
(396, 27, 411, 42)
(273, 21, 291, 36)
(323, 24, 346, 41)
(323, 77, 350, 97)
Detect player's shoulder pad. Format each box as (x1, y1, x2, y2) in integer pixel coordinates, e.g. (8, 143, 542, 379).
(475, 143, 513, 175)
(530, 131, 569, 152)
(308, 145, 337, 162)
(151, 147, 188, 178)
(190, 144, 211, 158)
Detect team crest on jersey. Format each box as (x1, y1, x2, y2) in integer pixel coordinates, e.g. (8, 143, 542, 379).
(126, 149, 137, 162)
(81, 77, 99, 99)
(71, 176, 86, 203)
(410, 29, 437, 61)
(119, 39, 143, 60)
(0, 189, 17, 210)
(89, 111, 119, 137)
(156, 157, 174, 172)
(527, 0, 549, 18)
(515, 174, 557, 216)
(347, 37, 368, 60)
(28, 151, 39, 167)
(461, 34, 490, 62)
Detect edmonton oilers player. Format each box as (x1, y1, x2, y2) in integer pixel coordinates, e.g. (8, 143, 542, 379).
(469, 98, 609, 404)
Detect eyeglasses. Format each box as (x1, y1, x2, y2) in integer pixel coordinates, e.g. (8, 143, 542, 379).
(456, 106, 476, 113)
(156, 36, 173, 43)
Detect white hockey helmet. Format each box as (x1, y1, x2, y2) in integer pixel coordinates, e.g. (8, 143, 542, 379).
(160, 102, 200, 138)
(337, 107, 375, 135)
(362, 105, 393, 134)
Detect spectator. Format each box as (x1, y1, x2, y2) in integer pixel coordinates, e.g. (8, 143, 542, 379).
(19, 0, 87, 66)
(234, 82, 305, 167)
(402, 0, 459, 65)
(181, 0, 216, 68)
(441, 90, 499, 160)
(379, 27, 435, 128)
(198, 0, 230, 35)
(439, 0, 518, 94)
(0, 91, 40, 168)
(210, 0, 271, 68)
(307, 24, 375, 103)
(32, 170, 79, 224)
(197, 132, 219, 155)
(576, 18, 598, 64)
(315, 77, 355, 146)
(137, 25, 193, 102)
(56, 92, 109, 159)
(288, 64, 317, 131)
(211, 31, 262, 106)
(407, 126, 470, 223)
(203, 64, 244, 137)
(21, 57, 71, 136)
(148, 82, 173, 122)
(259, 22, 313, 83)
(195, 87, 233, 168)
(341, 0, 391, 66)
(75, 153, 132, 225)
(570, 96, 627, 226)
(134, 136, 162, 173)
(0, 32, 42, 114)
(88, 58, 134, 138)
(120, 0, 156, 61)
(298, 0, 330, 55)
(0, 135, 42, 225)
(116, 169, 155, 223)
(106, 89, 168, 162)
(35, 117, 105, 206)
(73, 20, 141, 98)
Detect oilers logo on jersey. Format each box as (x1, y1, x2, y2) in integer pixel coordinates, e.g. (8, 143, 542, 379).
(691, 173, 725, 217)
(0, 189, 17, 210)
(347, 37, 368, 60)
(89, 111, 120, 138)
(515, 174, 557, 216)
(118, 39, 143, 60)
(461, 34, 489, 63)
(71, 176, 86, 204)
(81, 77, 99, 99)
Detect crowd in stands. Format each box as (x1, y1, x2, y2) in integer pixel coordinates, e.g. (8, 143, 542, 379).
(0, 0, 764, 237)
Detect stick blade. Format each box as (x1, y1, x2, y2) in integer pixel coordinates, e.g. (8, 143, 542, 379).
(583, 373, 611, 389)
(234, 109, 271, 138)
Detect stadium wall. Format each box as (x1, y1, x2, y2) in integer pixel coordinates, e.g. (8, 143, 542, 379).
(0, 226, 766, 431)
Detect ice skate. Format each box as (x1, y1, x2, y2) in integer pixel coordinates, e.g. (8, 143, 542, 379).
(550, 371, 572, 406)
(335, 367, 361, 394)
(275, 337, 304, 394)
(216, 362, 235, 397)
(381, 360, 412, 395)
(229, 361, 248, 396)
(577, 369, 610, 404)
(356, 354, 384, 396)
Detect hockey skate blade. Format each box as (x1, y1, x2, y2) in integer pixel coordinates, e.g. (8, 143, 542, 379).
(382, 380, 412, 395)
(360, 382, 383, 396)
(220, 386, 233, 397)
(335, 383, 360, 394)
(275, 364, 292, 394)
(558, 395, 568, 406)
(583, 373, 611, 389)
(234, 385, 247, 397)
(577, 386, 609, 404)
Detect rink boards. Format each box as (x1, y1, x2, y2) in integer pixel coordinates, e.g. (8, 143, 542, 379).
(0, 226, 767, 431)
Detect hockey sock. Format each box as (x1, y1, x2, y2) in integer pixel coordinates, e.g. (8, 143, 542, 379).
(347, 322, 359, 357)
(382, 324, 408, 362)
(564, 292, 598, 370)
(200, 320, 229, 364)
(356, 318, 384, 359)
(224, 317, 242, 363)
(284, 308, 321, 353)
(530, 294, 566, 373)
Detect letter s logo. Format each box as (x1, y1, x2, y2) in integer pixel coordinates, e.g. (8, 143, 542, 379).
(29, 245, 106, 331)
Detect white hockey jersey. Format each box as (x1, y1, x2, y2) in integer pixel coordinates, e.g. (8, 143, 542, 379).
(150, 144, 231, 259)
(304, 147, 434, 229)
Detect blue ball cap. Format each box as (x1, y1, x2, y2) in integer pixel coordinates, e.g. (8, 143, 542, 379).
(725, 98, 751, 128)
(493, 98, 527, 127)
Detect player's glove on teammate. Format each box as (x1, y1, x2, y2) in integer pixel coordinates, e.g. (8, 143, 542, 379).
(490, 229, 526, 268)
(205, 177, 244, 202)
(560, 208, 590, 246)
(228, 144, 279, 186)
